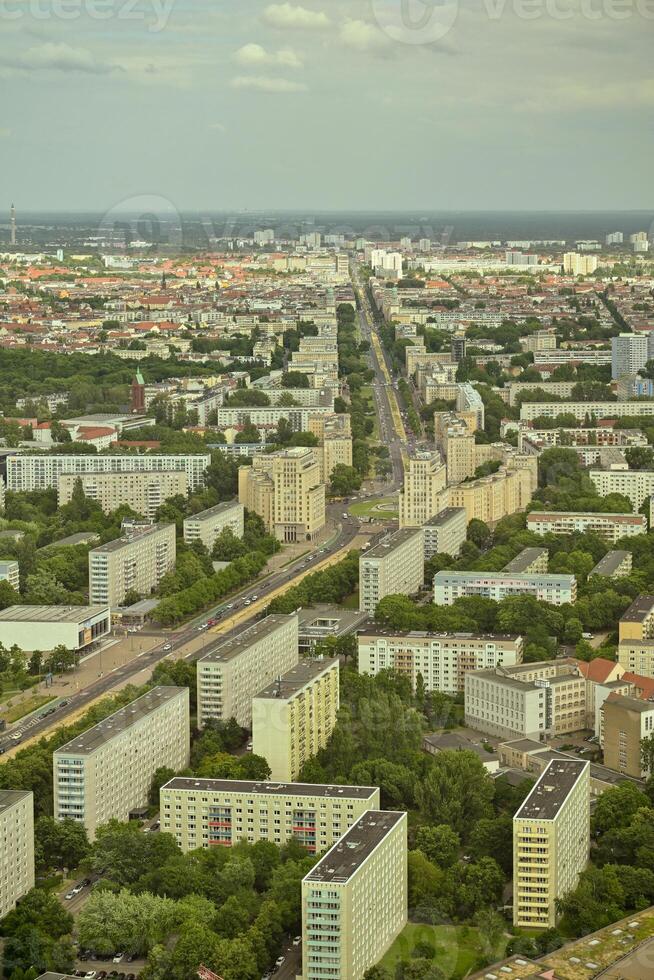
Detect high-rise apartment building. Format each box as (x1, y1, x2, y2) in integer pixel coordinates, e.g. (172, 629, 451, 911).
(301, 811, 408, 980)
(359, 528, 424, 615)
(58, 470, 187, 519)
(444, 426, 476, 484)
(196, 614, 299, 729)
(602, 693, 654, 777)
(434, 570, 576, 606)
(308, 413, 353, 482)
(422, 507, 467, 559)
(589, 469, 654, 513)
(447, 467, 533, 524)
(160, 777, 380, 853)
(456, 382, 485, 429)
(0, 791, 34, 920)
(182, 500, 244, 550)
(358, 628, 522, 695)
(6, 453, 210, 493)
(527, 511, 647, 542)
(398, 451, 447, 528)
(88, 523, 176, 608)
(563, 252, 598, 275)
(513, 760, 590, 929)
(238, 447, 325, 543)
(53, 687, 190, 839)
(252, 658, 339, 781)
(611, 333, 651, 380)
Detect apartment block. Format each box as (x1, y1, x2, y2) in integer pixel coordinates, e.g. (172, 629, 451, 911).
(444, 428, 476, 484)
(301, 811, 408, 980)
(359, 528, 424, 615)
(58, 470, 187, 519)
(160, 777, 380, 853)
(619, 595, 654, 642)
(527, 510, 646, 542)
(422, 507, 467, 559)
(589, 469, 654, 513)
(0, 560, 19, 591)
(465, 661, 586, 740)
(612, 333, 651, 380)
(589, 550, 632, 579)
(88, 523, 176, 608)
(520, 401, 654, 422)
(456, 382, 485, 429)
(6, 452, 210, 493)
(53, 687, 190, 838)
(0, 791, 34, 920)
(563, 252, 598, 275)
(618, 639, 654, 677)
(182, 500, 245, 550)
(307, 413, 353, 482)
(398, 451, 447, 528)
(358, 627, 522, 695)
(602, 693, 654, 777)
(434, 570, 576, 606)
(196, 614, 299, 729)
(503, 548, 549, 575)
(0, 604, 110, 653)
(513, 760, 590, 929)
(447, 467, 533, 524)
(239, 447, 325, 543)
(252, 658, 339, 782)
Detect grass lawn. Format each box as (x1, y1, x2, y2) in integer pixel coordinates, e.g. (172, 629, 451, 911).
(350, 496, 398, 520)
(380, 923, 507, 979)
(1, 694, 56, 724)
(361, 386, 380, 442)
(340, 591, 360, 609)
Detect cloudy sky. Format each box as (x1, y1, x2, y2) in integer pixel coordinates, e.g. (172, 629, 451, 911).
(2, 0, 652, 212)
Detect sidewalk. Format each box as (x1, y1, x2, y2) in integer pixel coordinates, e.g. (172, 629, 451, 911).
(40, 632, 162, 699)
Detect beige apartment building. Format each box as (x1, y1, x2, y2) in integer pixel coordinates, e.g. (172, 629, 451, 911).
(182, 500, 244, 550)
(88, 523, 176, 608)
(301, 810, 408, 980)
(252, 657, 339, 781)
(513, 760, 590, 929)
(619, 595, 654, 642)
(618, 639, 654, 677)
(0, 790, 34, 920)
(526, 510, 647, 542)
(160, 777, 380, 853)
(196, 613, 299, 729)
(53, 687, 190, 839)
(359, 528, 424, 615)
(307, 413, 353, 482)
(398, 451, 447, 528)
(602, 693, 654, 777)
(58, 470, 187, 520)
(358, 628, 522, 695)
(423, 507, 467, 559)
(238, 447, 325, 543)
(448, 467, 533, 525)
(444, 428, 476, 483)
(465, 661, 587, 740)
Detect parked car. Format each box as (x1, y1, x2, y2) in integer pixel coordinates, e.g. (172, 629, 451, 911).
(112, 952, 124, 963)
(293, 935, 302, 945)
(275, 955, 285, 968)
(84, 972, 97, 979)
(64, 889, 76, 900)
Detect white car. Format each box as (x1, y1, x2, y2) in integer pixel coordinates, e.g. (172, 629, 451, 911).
(84, 973, 97, 979)
(275, 956, 285, 968)
(292, 935, 301, 946)
(162, 643, 172, 651)
(113, 952, 125, 963)
(64, 889, 75, 900)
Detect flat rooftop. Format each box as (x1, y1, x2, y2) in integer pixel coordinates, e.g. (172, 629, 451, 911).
(184, 500, 242, 523)
(591, 550, 631, 576)
(54, 687, 186, 757)
(434, 570, 574, 585)
(297, 605, 368, 633)
(621, 595, 654, 624)
(424, 507, 466, 526)
(254, 657, 338, 700)
(162, 777, 377, 800)
(363, 527, 423, 560)
(90, 523, 174, 555)
(359, 627, 520, 643)
(304, 810, 405, 884)
(199, 614, 296, 665)
(527, 510, 645, 523)
(0, 604, 108, 624)
(604, 693, 654, 714)
(0, 789, 32, 815)
(515, 759, 588, 821)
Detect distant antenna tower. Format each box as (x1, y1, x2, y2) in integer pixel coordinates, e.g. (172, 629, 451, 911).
(10, 203, 16, 246)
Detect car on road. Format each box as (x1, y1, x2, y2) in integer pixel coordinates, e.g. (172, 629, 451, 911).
(162, 643, 172, 651)
(244, 599, 251, 606)
(64, 888, 76, 900)
(274, 955, 285, 969)
(112, 953, 124, 963)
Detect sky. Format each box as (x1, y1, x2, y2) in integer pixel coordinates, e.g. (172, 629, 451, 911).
(2, 0, 653, 213)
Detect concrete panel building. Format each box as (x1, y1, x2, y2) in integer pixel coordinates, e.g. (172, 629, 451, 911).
(0, 604, 110, 653)
(239, 447, 325, 543)
(503, 548, 549, 575)
(160, 777, 380, 853)
(196, 614, 299, 729)
(513, 760, 590, 929)
(89, 523, 176, 609)
(434, 570, 576, 606)
(520, 401, 654, 422)
(618, 639, 654, 677)
(526, 510, 647, 542)
(182, 500, 245, 550)
(589, 550, 632, 579)
(358, 627, 522, 695)
(53, 687, 190, 839)
(301, 811, 408, 980)
(0, 790, 34, 920)
(398, 451, 447, 528)
(58, 470, 187, 519)
(6, 452, 210, 493)
(422, 508, 467, 559)
(589, 469, 654, 513)
(252, 657, 339, 782)
(619, 595, 654, 642)
(602, 693, 654, 777)
(359, 528, 424, 615)
(0, 560, 20, 591)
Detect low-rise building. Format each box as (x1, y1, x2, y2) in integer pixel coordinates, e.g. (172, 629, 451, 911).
(422, 507, 467, 559)
(0, 559, 20, 591)
(301, 810, 408, 980)
(53, 687, 190, 839)
(359, 528, 424, 615)
(618, 639, 654, 677)
(297, 605, 368, 656)
(358, 627, 522, 695)
(252, 658, 339, 782)
(503, 547, 549, 575)
(434, 570, 576, 606)
(58, 470, 187, 519)
(0, 604, 110, 652)
(602, 693, 654, 777)
(160, 777, 380, 853)
(88, 523, 176, 608)
(197, 614, 299, 729)
(182, 500, 245, 550)
(0, 790, 34, 920)
(526, 510, 647, 542)
(589, 550, 632, 579)
(513, 760, 590, 929)
(619, 595, 654, 642)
